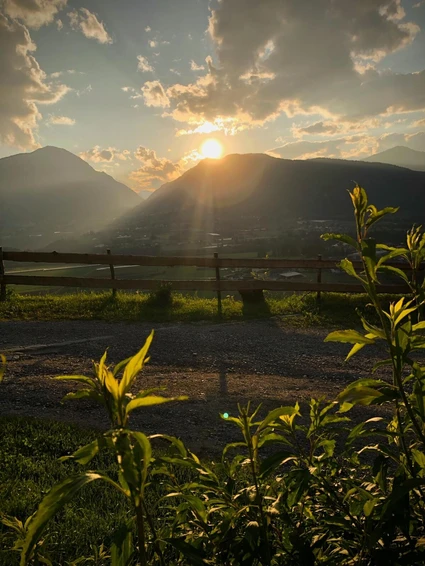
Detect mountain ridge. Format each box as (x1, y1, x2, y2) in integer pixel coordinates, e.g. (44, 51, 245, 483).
(364, 146, 425, 171)
(0, 146, 139, 249)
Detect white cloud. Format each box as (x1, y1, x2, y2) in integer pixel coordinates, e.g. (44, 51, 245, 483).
(2, 0, 67, 29)
(68, 8, 112, 44)
(80, 146, 130, 163)
(268, 130, 425, 160)
(149, 39, 157, 48)
(56, 18, 63, 30)
(190, 60, 205, 71)
(137, 55, 154, 73)
(145, 25, 151, 32)
(0, 14, 69, 149)
(159, 0, 423, 133)
(131, 146, 182, 188)
(47, 115, 75, 125)
(141, 80, 170, 107)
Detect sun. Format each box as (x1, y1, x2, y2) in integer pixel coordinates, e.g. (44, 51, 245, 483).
(200, 139, 223, 159)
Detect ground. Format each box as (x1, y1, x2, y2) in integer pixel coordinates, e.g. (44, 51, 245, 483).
(0, 318, 388, 453)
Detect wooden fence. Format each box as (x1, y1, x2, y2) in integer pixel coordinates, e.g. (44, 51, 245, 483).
(0, 248, 414, 314)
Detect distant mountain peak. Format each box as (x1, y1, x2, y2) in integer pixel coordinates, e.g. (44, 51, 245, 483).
(365, 146, 425, 171)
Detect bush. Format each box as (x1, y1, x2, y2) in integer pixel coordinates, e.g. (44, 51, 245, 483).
(3, 186, 425, 565)
(145, 282, 173, 308)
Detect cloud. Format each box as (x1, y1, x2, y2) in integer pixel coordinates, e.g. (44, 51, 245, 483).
(131, 146, 182, 188)
(291, 118, 383, 138)
(80, 146, 130, 163)
(0, 14, 69, 149)
(47, 115, 75, 125)
(68, 8, 112, 44)
(56, 18, 63, 30)
(157, 0, 423, 132)
(145, 25, 151, 32)
(2, 0, 67, 29)
(149, 39, 157, 48)
(413, 117, 425, 128)
(50, 69, 76, 78)
(141, 80, 170, 107)
(190, 60, 205, 71)
(268, 130, 425, 160)
(137, 55, 154, 73)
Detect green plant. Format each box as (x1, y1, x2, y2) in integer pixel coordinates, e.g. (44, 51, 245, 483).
(146, 283, 173, 308)
(7, 185, 425, 565)
(16, 331, 187, 566)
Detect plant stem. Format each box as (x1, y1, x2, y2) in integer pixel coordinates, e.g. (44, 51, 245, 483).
(136, 503, 147, 566)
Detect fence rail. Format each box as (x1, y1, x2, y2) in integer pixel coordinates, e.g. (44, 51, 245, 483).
(0, 249, 415, 312)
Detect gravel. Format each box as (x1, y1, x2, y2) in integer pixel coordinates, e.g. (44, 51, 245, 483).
(0, 319, 390, 453)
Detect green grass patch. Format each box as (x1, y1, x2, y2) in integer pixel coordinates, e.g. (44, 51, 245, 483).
(0, 291, 398, 326)
(0, 417, 130, 565)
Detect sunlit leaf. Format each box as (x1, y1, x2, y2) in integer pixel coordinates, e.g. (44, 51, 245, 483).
(325, 330, 375, 345)
(125, 395, 187, 415)
(119, 331, 154, 396)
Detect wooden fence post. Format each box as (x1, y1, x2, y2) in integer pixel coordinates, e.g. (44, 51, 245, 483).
(0, 247, 6, 302)
(214, 252, 222, 318)
(107, 249, 116, 298)
(316, 254, 322, 305)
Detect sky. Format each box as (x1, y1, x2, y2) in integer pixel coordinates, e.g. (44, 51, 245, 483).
(1, 0, 425, 195)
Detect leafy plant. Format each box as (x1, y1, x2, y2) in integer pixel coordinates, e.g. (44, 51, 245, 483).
(6, 185, 425, 565)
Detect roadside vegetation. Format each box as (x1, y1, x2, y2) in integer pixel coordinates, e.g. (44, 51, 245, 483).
(0, 289, 402, 328)
(2, 186, 425, 565)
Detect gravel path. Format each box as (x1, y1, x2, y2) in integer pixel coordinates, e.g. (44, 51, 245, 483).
(0, 319, 387, 452)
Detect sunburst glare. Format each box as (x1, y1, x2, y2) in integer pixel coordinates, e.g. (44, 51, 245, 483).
(200, 139, 223, 159)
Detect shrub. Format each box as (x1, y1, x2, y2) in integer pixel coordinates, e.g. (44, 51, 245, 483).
(3, 186, 425, 565)
(146, 282, 173, 308)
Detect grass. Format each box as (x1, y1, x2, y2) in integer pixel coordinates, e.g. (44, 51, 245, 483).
(0, 417, 130, 565)
(0, 416, 200, 565)
(0, 290, 400, 326)
(0, 291, 396, 327)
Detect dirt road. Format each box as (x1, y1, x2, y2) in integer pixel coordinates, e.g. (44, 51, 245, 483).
(0, 319, 385, 452)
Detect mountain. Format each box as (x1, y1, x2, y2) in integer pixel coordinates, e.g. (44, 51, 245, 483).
(0, 146, 140, 249)
(118, 153, 425, 234)
(364, 146, 425, 171)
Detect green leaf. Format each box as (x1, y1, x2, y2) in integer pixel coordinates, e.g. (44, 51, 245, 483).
(338, 383, 398, 407)
(258, 405, 300, 431)
(363, 498, 377, 517)
(325, 330, 375, 345)
(345, 333, 376, 361)
(366, 206, 399, 230)
(320, 233, 359, 250)
(112, 356, 133, 377)
(362, 238, 378, 282)
(54, 375, 95, 387)
(130, 431, 152, 487)
(21, 473, 125, 566)
(259, 450, 293, 478)
(412, 449, 425, 468)
(119, 331, 154, 396)
(61, 389, 104, 404)
(125, 395, 187, 415)
(377, 265, 409, 284)
(413, 321, 425, 332)
(166, 538, 208, 566)
(338, 258, 366, 284)
(59, 439, 99, 465)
